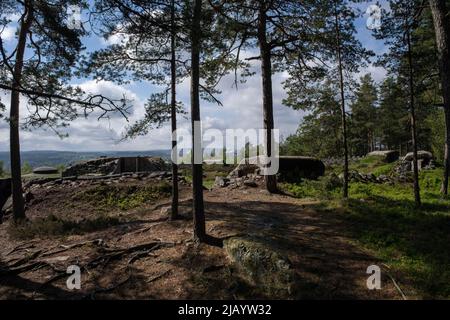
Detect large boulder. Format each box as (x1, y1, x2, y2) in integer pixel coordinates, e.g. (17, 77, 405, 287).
(33, 166, 58, 174)
(62, 157, 167, 177)
(278, 156, 325, 181)
(228, 156, 325, 182)
(227, 156, 264, 178)
(403, 151, 433, 162)
(224, 237, 296, 297)
(367, 150, 399, 163)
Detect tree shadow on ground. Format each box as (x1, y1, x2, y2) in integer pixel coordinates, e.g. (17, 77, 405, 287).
(0, 260, 75, 299)
(342, 196, 450, 298)
(201, 200, 397, 299)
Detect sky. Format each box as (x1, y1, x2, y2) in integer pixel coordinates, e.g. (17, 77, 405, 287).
(0, 1, 388, 152)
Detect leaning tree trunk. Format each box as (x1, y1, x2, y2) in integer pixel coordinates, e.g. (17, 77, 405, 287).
(406, 29, 422, 207)
(190, 0, 206, 241)
(429, 0, 450, 195)
(258, 5, 277, 194)
(170, 0, 179, 220)
(9, 5, 34, 221)
(334, 4, 349, 199)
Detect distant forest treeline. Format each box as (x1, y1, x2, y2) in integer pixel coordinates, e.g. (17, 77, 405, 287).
(0, 150, 171, 171)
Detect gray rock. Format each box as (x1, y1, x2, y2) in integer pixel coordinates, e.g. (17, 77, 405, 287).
(224, 237, 296, 297)
(33, 166, 58, 174)
(403, 151, 433, 162)
(2, 195, 12, 215)
(367, 150, 400, 163)
(214, 176, 229, 188)
(243, 180, 258, 188)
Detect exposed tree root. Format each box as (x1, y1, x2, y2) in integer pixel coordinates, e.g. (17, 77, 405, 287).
(146, 269, 172, 283)
(41, 239, 105, 257)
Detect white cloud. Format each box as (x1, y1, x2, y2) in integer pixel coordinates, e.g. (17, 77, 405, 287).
(1, 26, 16, 41)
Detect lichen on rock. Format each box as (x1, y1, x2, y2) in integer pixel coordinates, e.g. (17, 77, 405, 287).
(224, 236, 296, 297)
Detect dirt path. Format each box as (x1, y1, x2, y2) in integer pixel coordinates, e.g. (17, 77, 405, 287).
(0, 183, 403, 300)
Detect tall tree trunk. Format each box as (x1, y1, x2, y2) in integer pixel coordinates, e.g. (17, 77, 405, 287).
(406, 29, 422, 207)
(190, 0, 206, 241)
(9, 5, 33, 222)
(258, 3, 277, 193)
(170, 0, 179, 220)
(334, 4, 349, 199)
(429, 0, 450, 195)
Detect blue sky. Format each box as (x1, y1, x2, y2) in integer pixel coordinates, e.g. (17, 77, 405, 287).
(0, 1, 388, 152)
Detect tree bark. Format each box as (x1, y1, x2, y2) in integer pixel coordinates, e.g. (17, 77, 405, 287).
(170, 0, 179, 220)
(429, 0, 450, 195)
(406, 29, 422, 207)
(190, 0, 206, 241)
(258, 3, 277, 193)
(334, 3, 349, 199)
(9, 4, 34, 221)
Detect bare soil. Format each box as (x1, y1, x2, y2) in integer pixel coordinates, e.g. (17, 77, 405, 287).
(0, 179, 405, 300)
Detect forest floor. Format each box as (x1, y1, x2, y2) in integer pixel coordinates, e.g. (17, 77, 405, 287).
(0, 159, 449, 299)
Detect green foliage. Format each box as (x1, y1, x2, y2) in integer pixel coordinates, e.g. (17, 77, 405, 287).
(343, 195, 450, 298)
(56, 164, 66, 173)
(280, 80, 343, 158)
(349, 74, 378, 156)
(282, 158, 450, 297)
(21, 162, 33, 175)
(372, 163, 396, 177)
(73, 182, 172, 211)
(280, 174, 342, 200)
(426, 109, 445, 161)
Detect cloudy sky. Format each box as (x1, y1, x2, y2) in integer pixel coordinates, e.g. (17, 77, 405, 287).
(0, 1, 388, 152)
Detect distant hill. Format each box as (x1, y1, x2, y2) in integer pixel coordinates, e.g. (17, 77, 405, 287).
(0, 150, 172, 171)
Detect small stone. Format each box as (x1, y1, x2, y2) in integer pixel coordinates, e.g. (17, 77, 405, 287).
(244, 180, 258, 188)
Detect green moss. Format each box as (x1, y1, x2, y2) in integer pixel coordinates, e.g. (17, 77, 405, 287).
(73, 182, 172, 210)
(224, 237, 296, 298)
(282, 164, 450, 298)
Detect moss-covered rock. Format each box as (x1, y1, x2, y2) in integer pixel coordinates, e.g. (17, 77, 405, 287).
(224, 237, 296, 297)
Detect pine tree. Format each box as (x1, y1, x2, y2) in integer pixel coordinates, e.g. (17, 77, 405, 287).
(281, 80, 343, 159)
(350, 74, 379, 155)
(0, 0, 130, 221)
(375, 0, 425, 206)
(428, 0, 450, 194)
(284, 0, 371, 199)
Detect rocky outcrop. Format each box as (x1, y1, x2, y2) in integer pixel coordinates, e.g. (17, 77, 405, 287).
(394, 151, 435, 174)
(403, 150, 433, 162)
(33, 166, 58, 174)
(278, 156, 325, 181)
(224, 237, 296, 297)
(214, 174, 263, 189)
(367, 150, 400, 163)
(227, 156, 325, 183)
(62, 157, 167, 177)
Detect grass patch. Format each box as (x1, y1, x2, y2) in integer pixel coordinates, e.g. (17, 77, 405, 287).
(343, 197, 450, 298)
(348, 155, 386, 174)
(181, 164, 234, 190)
(72, 182, 172, 210)
(282, 155, 450, 298)
(9, 214, 122, 239)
